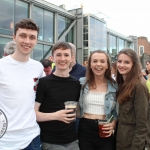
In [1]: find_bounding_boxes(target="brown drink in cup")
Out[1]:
[98,120,108,138]
[64,101,77,122]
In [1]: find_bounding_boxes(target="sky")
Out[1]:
[45,0,150,41]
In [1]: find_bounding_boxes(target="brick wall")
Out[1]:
[138,36,150,55]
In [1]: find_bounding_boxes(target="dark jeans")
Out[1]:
[76,118,80,132]
[23,135,41,150]
[78,118,115,150]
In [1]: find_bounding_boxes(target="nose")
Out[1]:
[24,37,30,43]
[60,55,65,60]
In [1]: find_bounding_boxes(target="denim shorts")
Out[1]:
[41,140,79,150]
[23,135,41,150]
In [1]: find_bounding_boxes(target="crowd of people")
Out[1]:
[0,18,150,150]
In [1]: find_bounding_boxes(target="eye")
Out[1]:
[30,36,36,40]
[117,60,121,63]
[20,34,26,38]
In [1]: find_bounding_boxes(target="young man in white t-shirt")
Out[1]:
[0,19,43,150]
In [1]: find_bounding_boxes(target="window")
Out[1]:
[15,0,29,25]
[0,0,14,35]
[139,46,144,56]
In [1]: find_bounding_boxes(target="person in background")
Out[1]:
[116,49,149,150]
[48,55,55,70]
[146,60,150,74]
[78,50,117,150]
[82,60,88,67]
[4,41,16,56]
[68,43,86,132]
[0,18,43,150]
[35,41,81,150]
[42,59,52,76]
[111,62,117,80]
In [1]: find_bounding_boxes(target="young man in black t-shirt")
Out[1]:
[35,41,81,150]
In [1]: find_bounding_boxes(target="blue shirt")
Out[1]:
[70,62,86,80]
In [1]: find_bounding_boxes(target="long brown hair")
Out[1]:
[116,49,141,104]
[84,50,114,89]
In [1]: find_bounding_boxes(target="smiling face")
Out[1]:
[13,28,38,56]
[90,52,108,77]
[52,48,73,71]
[146,61,150,73]
[117,53,133,80]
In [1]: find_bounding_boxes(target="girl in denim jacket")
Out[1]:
[78,50,117,150]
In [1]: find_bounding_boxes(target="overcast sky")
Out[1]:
[45,0,150,41]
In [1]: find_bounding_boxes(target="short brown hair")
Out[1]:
[52,41,72,56]
[14,18,39,36]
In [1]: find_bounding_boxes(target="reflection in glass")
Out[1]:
[84,16,88,25]
[58,15,65,37]
[90,33,95,41]
[95,35,101,43]
[0,37,11,58]
[84,26,88,33]
[101,44,106,51]
[90,17,95,27]
[44,10,54,42]
[119,39,125,51]
[33,44,43,61]
[90,41,95,49]
[66,27,73,43]
[15,0,29,25]
[32,6,43,41]
[109,35,117,56]
[90,26,95,34]
[95,42,101,50]
[95,19,101,29]
[44,45,52,56]
[0,0,14,35]
[84,34,88,41]
[84,41,88,47]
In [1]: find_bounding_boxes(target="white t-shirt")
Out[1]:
[0,55,43,150]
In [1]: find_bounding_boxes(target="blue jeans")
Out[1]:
[23,135,41,150]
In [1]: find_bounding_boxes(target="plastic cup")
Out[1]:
[98,120,108,138]
[64,101,77,122]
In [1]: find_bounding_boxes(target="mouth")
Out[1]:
[95,67,102,71]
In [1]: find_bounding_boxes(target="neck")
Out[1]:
[53,69,70,77]
[11,51,30,62]
[94,75,107,84]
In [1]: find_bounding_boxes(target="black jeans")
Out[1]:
[78,118,115,150]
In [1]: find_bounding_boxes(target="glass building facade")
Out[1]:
[83,14,107,61]
[0,0,75,61]
[0,0,134,63]
[107,29,133,61]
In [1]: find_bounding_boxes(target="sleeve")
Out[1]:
[131,83,149,149]
[35,78,46,104]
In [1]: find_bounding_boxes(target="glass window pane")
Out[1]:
[0,37,11,58]
[84,33,88,41]
[33,44,43,61]
[95,35,101,43]
[0,0,14,35]
[32,6,43,41]
[44,45,52,56]
[90,33,95,41]
[66,27,73,43]
[95,19,101,29]
[90,41,95,49]
[90,17,95,27]
[15,0,29,25]
[84,26,88,33]
[43,10,54,43]
[84,16,88,25]
[102,44,106,51]
[90,26,95,34]
[84,41,88,47]
[95,42,101,50]
[58,15,65,37]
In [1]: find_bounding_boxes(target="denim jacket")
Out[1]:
[79,77,118,121]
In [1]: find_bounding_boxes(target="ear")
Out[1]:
[51,56,54,62]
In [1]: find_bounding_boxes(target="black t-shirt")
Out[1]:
[35,74,81,144]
